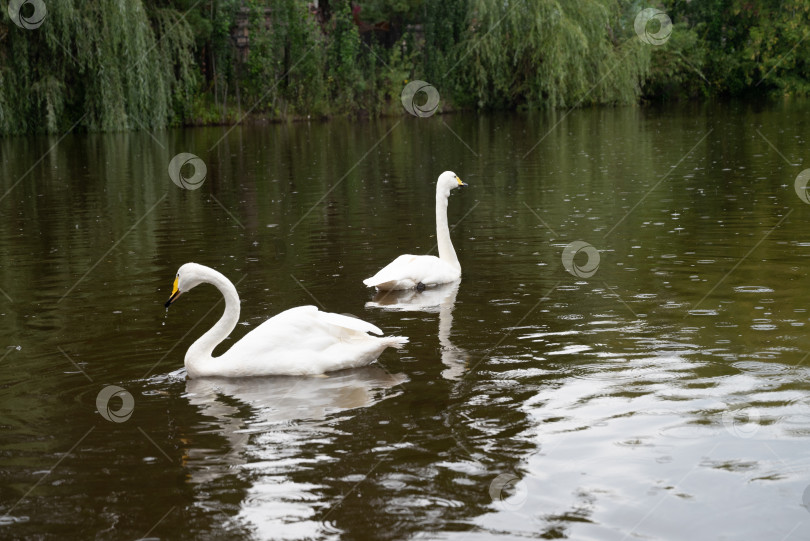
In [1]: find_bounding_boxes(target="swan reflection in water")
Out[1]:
[181,366,406,473]
[178,366,407,536]
[186,366,406,423]
[184,366,407,455]
[366,280,468,380]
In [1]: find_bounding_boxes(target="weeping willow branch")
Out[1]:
[443,0,651,109]
[0,0,197,134]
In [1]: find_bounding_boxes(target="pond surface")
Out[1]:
[2,101,810,540]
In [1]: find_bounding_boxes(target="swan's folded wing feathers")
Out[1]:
[232,306,321,350]
[236,305,383,355]
[317,311,383,335]
[365,254,460,289]
[365,254,451,287]
[273,306,383,336]
[363,254,420,285]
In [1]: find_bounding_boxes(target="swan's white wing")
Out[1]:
[364,254,459,290]
[224,306,321,357]
[212,305,405,377]
[227,306,381,358]
[317,311,383,335]
[364,254,420,286]
[268,306,382,335]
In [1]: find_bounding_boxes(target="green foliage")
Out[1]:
[0,0,197,134]
[658,0,810,98]
[326,2,364,110]
[242,0,326,118]
[422,0,469,103]
[643,21,707,100]
[448,0,651,109]
[355,0,423,23]
[3,0,810,134]
[241,0,415,119]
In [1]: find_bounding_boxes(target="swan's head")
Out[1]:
[165,262,208,308]
[437,170,466,195]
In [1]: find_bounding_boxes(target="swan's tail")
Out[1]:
[382,336,409,349]
[364,278,402,291]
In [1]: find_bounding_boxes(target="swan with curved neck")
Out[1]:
[363,171,467,290]
[165,263,408,378]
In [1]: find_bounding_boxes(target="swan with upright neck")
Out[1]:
[164,263,408,378]
[363,171,467,291]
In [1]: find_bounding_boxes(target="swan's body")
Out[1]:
[165,263,408,378]
[364,171,467,290]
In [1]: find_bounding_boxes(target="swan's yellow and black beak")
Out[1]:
[456,176,468,187]
[165,276,182,308]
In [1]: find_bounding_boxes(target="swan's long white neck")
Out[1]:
[185,268,240,374]
[436,187,460,270]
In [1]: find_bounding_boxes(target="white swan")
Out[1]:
[363,171,467,290]
[164,263,408,378]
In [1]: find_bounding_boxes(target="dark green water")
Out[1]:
[2,102,810,540]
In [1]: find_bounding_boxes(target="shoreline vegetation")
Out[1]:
[1,0,809,135]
